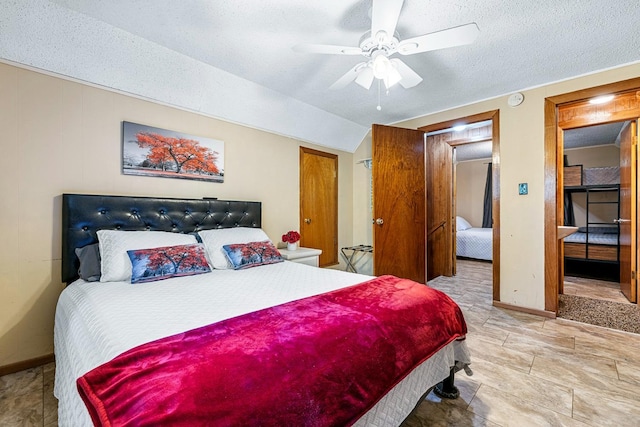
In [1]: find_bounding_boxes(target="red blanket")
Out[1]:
[77,275,467,427]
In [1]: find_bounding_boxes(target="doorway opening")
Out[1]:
[561,121,632,308]
[419,110,500,301]
[544,78,640,332]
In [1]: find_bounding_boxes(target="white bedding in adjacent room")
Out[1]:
[456,227,493,261]
[54,260,470,426]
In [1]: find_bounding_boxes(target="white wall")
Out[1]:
[456,160,489,227]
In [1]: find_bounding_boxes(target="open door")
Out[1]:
[426,134,454,280]
[372,124,426,283]
[618,120,637,302]
[372,124,454,283]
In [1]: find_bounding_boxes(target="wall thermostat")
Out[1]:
[508,92,524,107]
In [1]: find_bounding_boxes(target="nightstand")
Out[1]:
[279,247,322,267]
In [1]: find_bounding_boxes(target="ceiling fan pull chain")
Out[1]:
[377,79,382,111]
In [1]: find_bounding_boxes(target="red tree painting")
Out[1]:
[136,133,220,175]
[122,121,224,183]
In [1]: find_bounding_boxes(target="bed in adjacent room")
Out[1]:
[455,216,492,261]
[55,194,471,426]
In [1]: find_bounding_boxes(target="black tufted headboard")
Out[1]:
[62,194,262,283]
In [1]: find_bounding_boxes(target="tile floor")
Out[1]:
[402,260,640,426]
[2,259,640,426]
[0,362,57,426]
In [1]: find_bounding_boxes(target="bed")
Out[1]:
[563,178,620,281]
[563,226,620,281]
[55,193,471,426]
[563,226,619,260]
[455,216,492,261]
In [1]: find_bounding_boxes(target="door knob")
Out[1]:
[304,218,312,224]
[375,218,384,226]
[614,218,631,223]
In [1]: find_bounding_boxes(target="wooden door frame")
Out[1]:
[419,109,501,301]
[544,77,640,313]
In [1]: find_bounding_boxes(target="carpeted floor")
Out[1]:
[558,294,640,334]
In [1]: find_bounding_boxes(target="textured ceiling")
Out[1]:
[564,122,626,150]
[1,0,639,153]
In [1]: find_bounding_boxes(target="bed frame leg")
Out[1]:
[433,367,459,399]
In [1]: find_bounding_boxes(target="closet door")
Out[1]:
[619,120,637,302]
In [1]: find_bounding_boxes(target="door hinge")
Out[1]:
[633,270,637,280]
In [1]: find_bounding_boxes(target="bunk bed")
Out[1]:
[563,166,620,281]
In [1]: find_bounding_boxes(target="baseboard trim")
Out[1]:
[0,354,55,377]
[493,300,556,319]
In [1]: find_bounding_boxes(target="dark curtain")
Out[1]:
[564,191,575,226]
[482,163,492,228]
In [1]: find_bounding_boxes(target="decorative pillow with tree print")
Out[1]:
[222,240,283,270]
[127,243,211,284]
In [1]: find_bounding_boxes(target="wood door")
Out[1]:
[372,124,427,283]
[300,147,338,267]
[619,120,637,302]
[426,134,454,280]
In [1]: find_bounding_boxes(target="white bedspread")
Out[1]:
[457,227,493,261]
[54,261,470,426]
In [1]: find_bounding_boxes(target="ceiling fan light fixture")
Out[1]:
[372,53,391,79]
[384,66,402,88]
[355,66,375,89]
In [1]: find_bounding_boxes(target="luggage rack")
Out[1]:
[340,245,373,273]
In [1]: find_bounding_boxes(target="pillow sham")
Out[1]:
[456,216,473,231]
[222,240,283,270]
[127,243,211,284]
[75,243,101,282]
[97,230,197,282]
[198,227,271,269]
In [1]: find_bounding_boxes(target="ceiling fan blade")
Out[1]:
[371,0,404,42]
[292,43,362,55]
[390,58,423,88]
[397,23,480,55]
[355,66,374,89]
[330,62,368,90]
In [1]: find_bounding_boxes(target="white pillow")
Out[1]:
[97,230,197,282]
[456,216,473,231]
[198,228,271,269]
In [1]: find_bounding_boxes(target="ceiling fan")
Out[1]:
[293,0,479,91]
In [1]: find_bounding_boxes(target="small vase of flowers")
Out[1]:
[282,230,301,251]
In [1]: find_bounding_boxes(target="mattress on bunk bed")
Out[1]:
[564,227,619,261]
[563,227,619,245]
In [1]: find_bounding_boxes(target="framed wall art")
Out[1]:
[122,121,225,183]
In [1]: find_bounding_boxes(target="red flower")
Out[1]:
[282,230,300,243]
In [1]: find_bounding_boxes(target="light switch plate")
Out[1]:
[518,183,528,195]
